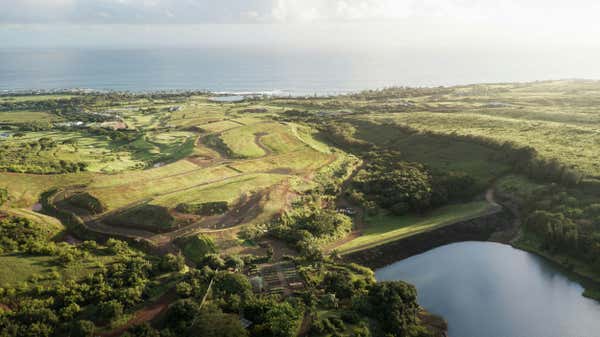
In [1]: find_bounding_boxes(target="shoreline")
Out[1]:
[344,195,600,301]
[343,209,513,269]
[511,239,600,301]
[3,79,597,98]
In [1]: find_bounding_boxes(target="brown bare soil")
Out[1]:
[100,290,176,337]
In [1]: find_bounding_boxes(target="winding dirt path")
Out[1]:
[254,132,273,157]
[486,188,522,243]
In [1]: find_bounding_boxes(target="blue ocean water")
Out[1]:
[1,47,599,94]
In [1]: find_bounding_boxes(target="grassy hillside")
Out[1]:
[336,201,493,254]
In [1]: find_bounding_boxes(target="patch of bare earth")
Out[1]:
[100,290,176,337]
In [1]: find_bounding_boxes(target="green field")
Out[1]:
[0,111,60,123]
[0,252,117,287]
[337,201,494,254]
[0,254,56,286]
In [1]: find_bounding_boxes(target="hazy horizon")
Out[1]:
[2,1,600,91]
[2,0,600,50]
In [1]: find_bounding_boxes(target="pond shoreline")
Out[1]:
[344,209,514,269]
[374,241,600,337]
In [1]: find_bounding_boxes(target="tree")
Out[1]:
[264,302,302,337]
[203,254,225,270]
[164,299,202,334]
[322,272,355,299]
[98,300,123,322]
[122,323,160,337]
[60,303,81,320]
[361,281,422,337]
[213,272,252,302]
[176,281,193,298]
[160,253,186,272]
[0,188,8,206]
[69,320,95,337]
[225,255,244,271]
[190,304,248,337]
[352,155,434,214]
[243,297,303,337]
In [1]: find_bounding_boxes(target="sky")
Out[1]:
[1,0,600,49]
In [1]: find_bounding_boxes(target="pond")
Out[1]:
[375,241,600,337]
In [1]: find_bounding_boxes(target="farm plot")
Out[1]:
[249,262,303,296]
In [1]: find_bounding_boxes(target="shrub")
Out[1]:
[97,300,124,321]
[175,201,229,216]
[63,193,106,214]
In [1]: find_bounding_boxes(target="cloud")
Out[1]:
[1,0,599,28]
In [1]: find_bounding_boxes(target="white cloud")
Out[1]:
[1,0,599,25]
[2,0,600,50]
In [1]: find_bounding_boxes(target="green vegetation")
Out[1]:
[177,234,217,265]
[0,188,7,206]
[337,201,491,254]
[176,201,229,216]
[61,192,106,214]
[0,214,177,336]
[271,206,353,258]
[105,204,175,231]
[3,81,600,336]
[496,177,600,284]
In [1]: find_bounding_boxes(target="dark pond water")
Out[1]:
[375,241,600,337]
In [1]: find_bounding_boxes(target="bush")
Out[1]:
[224,255,244,270]
[164,299,202,334]
[203,254,225,270]
[69,320,95,337]
[176,281,193,298]
[97,300,124,322]
[122,323,160,337]
[0,188,8,206]
[176,202,229,216]
[160,253,186,272]
[63,193,106,214]
[105,204,175,231]
[177,234,216,265]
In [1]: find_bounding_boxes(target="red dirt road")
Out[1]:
[99,290,175,337]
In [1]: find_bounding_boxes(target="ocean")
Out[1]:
[1,47,599,94]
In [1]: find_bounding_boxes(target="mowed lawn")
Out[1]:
[337,201,493,254]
